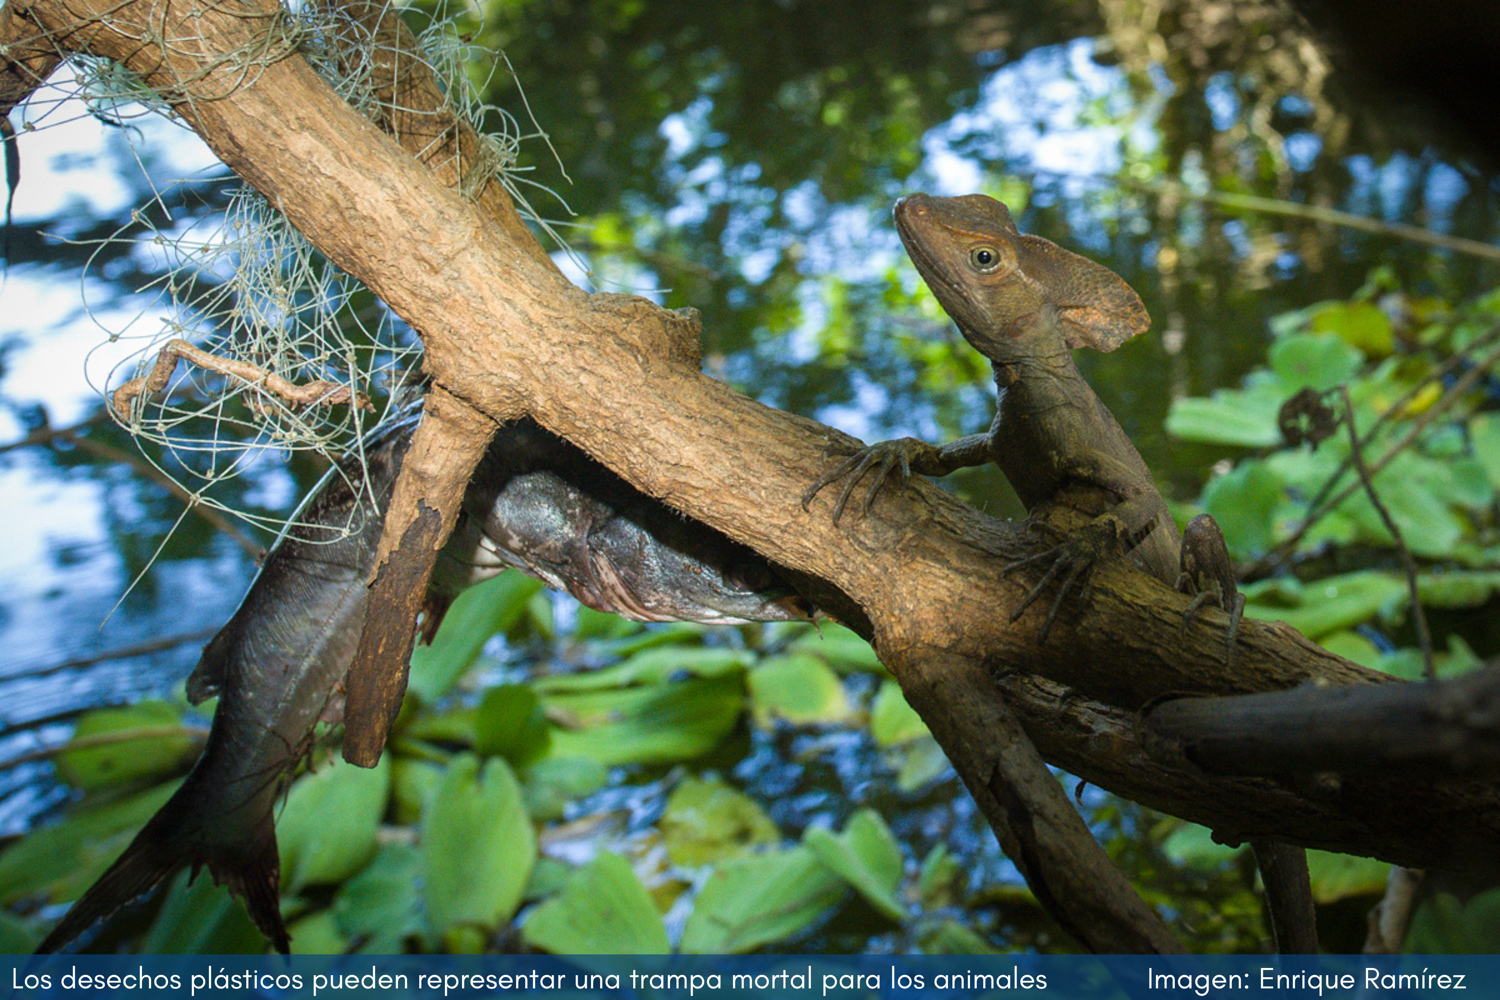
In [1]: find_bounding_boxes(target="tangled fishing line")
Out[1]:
[23,1,567,544]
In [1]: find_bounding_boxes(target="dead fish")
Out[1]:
[36,410,810,954]
[433,418,813,625]
[35,415,414,955]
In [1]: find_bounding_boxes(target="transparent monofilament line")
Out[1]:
[32,1,575,551]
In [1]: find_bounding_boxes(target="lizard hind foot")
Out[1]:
[1178,590,1245,666]
[1005,553,1090,642]
[1176,513,1245,666]
[1002,516,1124,642]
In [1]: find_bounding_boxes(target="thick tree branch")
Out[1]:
[343,383,499,763]
[304,9,1182,949]
[1251,841,1317,953]
[898,645,1186,953]
[15,0,1500,916]
[1001,671,1500,874]
[316,0,560,275]
[0,4,61,117]
[1146,662,1500,780]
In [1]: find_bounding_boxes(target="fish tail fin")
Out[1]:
[35,775,288,955]
[205,819,288,955]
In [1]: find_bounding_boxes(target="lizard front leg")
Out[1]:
[802,432,991,523]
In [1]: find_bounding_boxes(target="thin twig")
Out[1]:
[1,625,219,681]
[1295,326,1500,529]
[1340,386,1434,679]
[1248,332,1500,577]
[111,338,372,420]
[0,411,107,453]
[1142,177,1500,264]
[1,723,209,773]
[2,409,265,556]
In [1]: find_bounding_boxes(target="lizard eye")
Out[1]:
[969,245,1002,272]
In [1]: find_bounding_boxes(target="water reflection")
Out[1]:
[2,0,1496,859]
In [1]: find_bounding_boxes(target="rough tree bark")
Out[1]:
[6,0,1499,951]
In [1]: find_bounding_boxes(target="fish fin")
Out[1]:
[185,628,234,703]
[35,779,289,955]
[203,822,289,955]
[33,817,184,954]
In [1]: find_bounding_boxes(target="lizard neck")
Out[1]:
[965,304,1086,401]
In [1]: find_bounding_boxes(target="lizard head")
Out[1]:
[894,193,1149,354]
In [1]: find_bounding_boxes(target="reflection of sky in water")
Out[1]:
[0,79,242,830]
[928,40,1140,199]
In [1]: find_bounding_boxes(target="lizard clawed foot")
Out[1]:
[1003,515,1126,642]
[801,437,940,524]
[1180,588,1246,666]
[1175,513,1245,666]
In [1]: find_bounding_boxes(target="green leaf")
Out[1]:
[917,844,959,906]
[1159,823,1241,869]
[1442,456,1495,508]
[520,756,609,822]
[0,781,178,905]
[533,644,752,694]
[1244,570,1408,639]
[0,908,38,952]
[1407,888,1500,953]
[572,604,644,640]
[545,675,744,767]
[1305,851,1388,904]
[870,678,927,746]
[804,809,905,922]
[474,684,551,765]
[389,757,445,826]
[334,842,425,953]
[918,918,1000,954]
[660,776,779,867]
[521,851,669,954]
[1470,412,1500,490]
[286,908,348,956]
[748,654,853,726]
[277,756,389,893]
[1165,383,1285,448]
[409,572,543,702]
[421,754,535,937]
[892,737,952,793]
[1202,463,1285,556]
[679,846,845,954]
[1308,300,1393,356]
[1313,630,1386,670]
[1269,332,1364,393]
[140,867,266,954]
[788,622,885,673]
[53,702,201,790]
[402,704,477,747]
[1343,452,1467,557]
[587,621,715,659]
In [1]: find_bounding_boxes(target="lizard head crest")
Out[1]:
[894,193,1149,354]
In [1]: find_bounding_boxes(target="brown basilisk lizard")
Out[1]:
[806,192,1242,641]
[805,193,1313,951]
